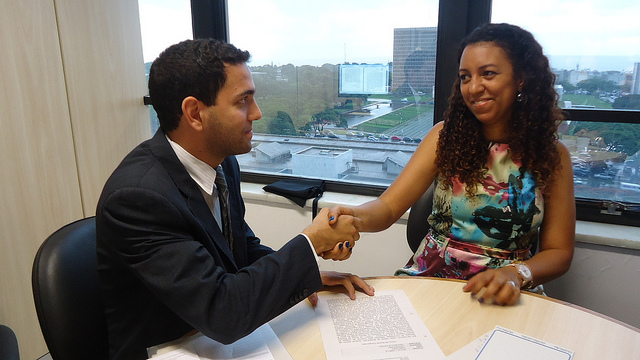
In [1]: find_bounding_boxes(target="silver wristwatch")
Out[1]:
[507,261,533,289]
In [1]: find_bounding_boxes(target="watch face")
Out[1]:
[518,264,532,280]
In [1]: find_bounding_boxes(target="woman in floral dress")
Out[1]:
[329,23,575,306]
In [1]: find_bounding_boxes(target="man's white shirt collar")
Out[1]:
[166,135,319,263]
[166,135,217,195]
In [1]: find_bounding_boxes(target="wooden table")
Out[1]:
[268,276,640,359]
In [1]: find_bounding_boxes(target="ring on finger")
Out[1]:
[505,280,518,289]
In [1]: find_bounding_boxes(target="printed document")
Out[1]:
[446,326,573,360]
[147,323,292,360]
[315,289,445,360]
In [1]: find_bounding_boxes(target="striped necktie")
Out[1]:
[215,166,233,251]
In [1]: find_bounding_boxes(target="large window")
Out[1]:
[227,0,439,187]
[138,0,192,133]
[492,0,640,225]
[140,0,640,226]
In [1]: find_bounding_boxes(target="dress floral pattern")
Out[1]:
[396,143,544,279]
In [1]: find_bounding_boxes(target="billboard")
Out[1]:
[338,64,390,96]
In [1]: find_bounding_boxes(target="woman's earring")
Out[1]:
[516,92,523,102]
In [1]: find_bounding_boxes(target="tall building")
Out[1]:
[392,27,437,96]
[632,62,640,95]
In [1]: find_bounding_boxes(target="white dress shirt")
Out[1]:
[165,135,320,264]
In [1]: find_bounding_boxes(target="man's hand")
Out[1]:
[302,208,361,255]
[319,205,358,260]
[307,271,375,306]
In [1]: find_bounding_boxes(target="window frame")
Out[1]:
[187,0,640,226]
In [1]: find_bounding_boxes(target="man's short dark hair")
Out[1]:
[148,39,251,132]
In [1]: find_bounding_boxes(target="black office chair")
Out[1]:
[0,324,20,360]
[32,217,109,360]
[406,182,435,253]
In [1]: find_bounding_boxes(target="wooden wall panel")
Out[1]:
[1,0,149,357]
[55,0,151,215]
[0,1,84,358]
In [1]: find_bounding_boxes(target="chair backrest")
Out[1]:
[32,217,109,360]
[0,324,20,360]
[406,183,435,253]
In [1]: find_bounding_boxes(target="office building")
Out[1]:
[632,62,640,94]
[291,147,353,179]
[392,27,437,95]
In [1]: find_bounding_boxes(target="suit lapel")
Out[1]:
[148,130,238,271]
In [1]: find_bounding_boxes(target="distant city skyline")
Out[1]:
[548,55,638,72]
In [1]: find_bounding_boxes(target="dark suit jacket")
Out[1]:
[96,130,322,360]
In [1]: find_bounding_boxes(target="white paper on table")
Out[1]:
[445,331,492,360]
[148,348,200,360]
[147,323,292,360]
[315,289,445,360]
[446,326,573,360]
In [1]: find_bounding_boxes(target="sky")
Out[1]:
[138,0,640,72]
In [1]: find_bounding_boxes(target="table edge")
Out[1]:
[361,276,640,333]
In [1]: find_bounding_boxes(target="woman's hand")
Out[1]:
[462,266,522,306]
[307,271,375,306]
[319,205,358,260]
[319,240,353,261]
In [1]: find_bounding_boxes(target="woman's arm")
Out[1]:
[519,140,576,284]
[341,122,443,232]
[463,141,576,305]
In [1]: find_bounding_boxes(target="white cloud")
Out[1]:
[138,0,192,63]
[138,0,640,70]
[492,0,640,57]
[228,0,437,66]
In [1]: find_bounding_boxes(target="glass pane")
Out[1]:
[492,0,640,111]
[560,121,640,203]
[138,0,193,134]
[228,0,439,186]
[492,0,640,205]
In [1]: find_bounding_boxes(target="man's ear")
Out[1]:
[181,96,204,131]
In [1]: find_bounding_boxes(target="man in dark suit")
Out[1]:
[96,39,373,360]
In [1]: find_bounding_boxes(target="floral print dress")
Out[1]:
[396,143,544,279]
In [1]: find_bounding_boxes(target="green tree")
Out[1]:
[268,111,296,135]
[570,121,640,156]
[559,81,576,92]
[299,121,313,132]
[576,78,618,93]
[612,95,640,110]
[249,63,345,133]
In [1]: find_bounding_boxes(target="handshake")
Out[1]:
[301,205,362,261]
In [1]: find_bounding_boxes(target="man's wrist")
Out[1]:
[299,233,321,265]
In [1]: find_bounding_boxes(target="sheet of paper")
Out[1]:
[445,330,492,360]
[315,289,445,360]
[475,326,573,360]
[149,348,200,360]
[446,326,573,360]
[148,324,292,360]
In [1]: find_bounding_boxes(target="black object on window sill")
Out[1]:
[263,179,325,218]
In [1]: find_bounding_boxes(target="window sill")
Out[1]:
[241,183,640,251]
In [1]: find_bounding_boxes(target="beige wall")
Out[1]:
[245,191,640,330]
[56,0,151,212]
[0,0,149,358]
[242,188,415,278]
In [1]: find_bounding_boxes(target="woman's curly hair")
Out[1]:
[436,23,564,196]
